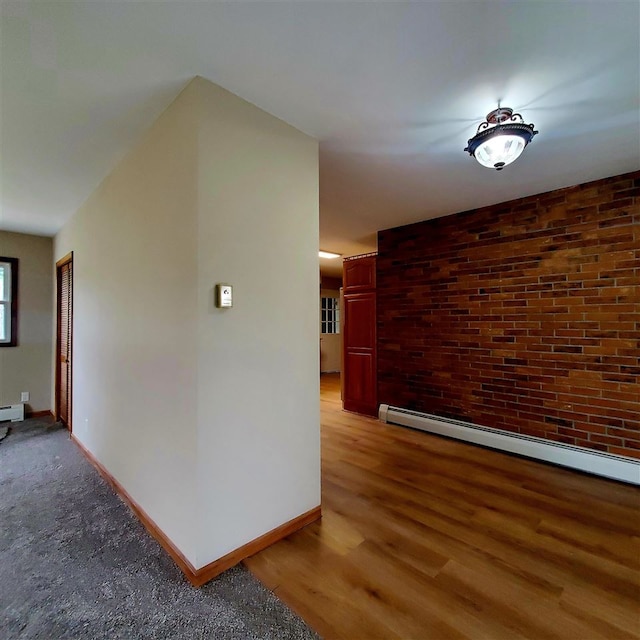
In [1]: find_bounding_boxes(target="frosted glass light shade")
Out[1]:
[474,134,526,170]
[464,107,538,170]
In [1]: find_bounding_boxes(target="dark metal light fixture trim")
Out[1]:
[464,106,538,170]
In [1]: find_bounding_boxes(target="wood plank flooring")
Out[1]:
[244,373,640,639]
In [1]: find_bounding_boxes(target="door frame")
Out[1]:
[55,252,73,430]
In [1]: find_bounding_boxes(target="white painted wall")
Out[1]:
[193,78,320,566]
[0,232,53,412]
[54,83,200,564]
[54,77,320,570]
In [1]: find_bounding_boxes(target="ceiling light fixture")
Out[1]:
[464,106,538,170]
[319,250,342,259]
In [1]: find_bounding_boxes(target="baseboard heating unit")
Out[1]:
[379,404,639,485]
[0,403,25,423]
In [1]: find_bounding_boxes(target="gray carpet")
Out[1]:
[0,417,320,640]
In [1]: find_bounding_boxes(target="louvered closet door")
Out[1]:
[57,257,73,428]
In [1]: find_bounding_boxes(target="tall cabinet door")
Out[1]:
[343,255,377,416]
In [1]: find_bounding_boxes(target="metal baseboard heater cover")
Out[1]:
[379,404,639,486]
[0,403,25,423]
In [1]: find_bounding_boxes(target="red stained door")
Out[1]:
[343,255,377,416]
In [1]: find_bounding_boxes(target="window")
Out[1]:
[321,296,340,334]
[0,257,18,347]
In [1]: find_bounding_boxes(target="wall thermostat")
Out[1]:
[215,284,233,308]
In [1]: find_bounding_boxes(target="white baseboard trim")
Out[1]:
[379,404,639,485]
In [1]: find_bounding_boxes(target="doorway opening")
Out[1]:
[319,275,343,377]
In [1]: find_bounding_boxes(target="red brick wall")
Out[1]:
[377,171,640,459]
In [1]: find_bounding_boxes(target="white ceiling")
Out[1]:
[2,1,639,278]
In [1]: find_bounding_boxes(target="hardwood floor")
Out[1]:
[245,373,640,639]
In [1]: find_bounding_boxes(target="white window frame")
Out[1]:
[0,257,18,347]
[321,296,340,334]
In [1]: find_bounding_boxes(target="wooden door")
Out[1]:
[56,253,73,429]
[343,254,377,416]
